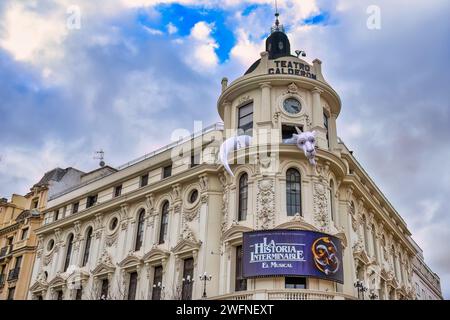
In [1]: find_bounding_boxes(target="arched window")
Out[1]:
[329,180,335,223]
[159,201,169,244]
[82,227,93,266]
[63,234,74,272]
[238,173,248,221]
[135,209,145,251]
[286,168,301,216]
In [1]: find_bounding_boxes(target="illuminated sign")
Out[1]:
[242,229,344,283]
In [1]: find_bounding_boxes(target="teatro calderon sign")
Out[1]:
[268,60,317,80]
[242,229,344,283]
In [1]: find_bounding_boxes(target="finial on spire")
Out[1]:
[271,0,284,33]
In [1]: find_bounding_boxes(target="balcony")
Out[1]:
[7,268,20,282]
[209,289,356,300]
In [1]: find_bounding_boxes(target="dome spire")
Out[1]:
[271,0,285,33]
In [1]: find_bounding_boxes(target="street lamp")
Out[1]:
[199,272,212,298]
[354,280,368,300]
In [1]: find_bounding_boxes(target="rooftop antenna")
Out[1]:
[94,149,105,167]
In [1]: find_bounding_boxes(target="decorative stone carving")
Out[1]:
[256,179,275,230]
[198,174,208,192]
[36,235,44,258]
[287,82,298,93]
[172,184,181,201]
[313,182,329,232]
[219,173,229,234]
[273,111,281,123]
[238,95,251,105]
[184,207,200,223]
[145,194,155,212]
[179,224,197,243]
[120,204,129,230]
[94,213,104,239]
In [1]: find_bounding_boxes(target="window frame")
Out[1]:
[286,168,302,216]
[237,103,253,135]
[238,173,248,221]
[158,201,169,244]
[134,209,146,251]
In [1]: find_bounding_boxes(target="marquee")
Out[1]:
[242,229,344,283]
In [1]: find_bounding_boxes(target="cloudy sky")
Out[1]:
[0,0,449,297]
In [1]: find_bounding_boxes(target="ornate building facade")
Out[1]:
[27,14,442,300]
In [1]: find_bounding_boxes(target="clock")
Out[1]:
[283,98,301,114]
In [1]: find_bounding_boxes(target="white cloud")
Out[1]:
[143,25,164,35]
[167,22,178,34]
[182,21,219,71]
[0,2,67,64]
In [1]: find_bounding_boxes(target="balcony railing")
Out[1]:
[209,289,356,300]
[7,267,20,282]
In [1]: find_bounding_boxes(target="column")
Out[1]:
[311,87,327,149]
[329,113,338,151]
[223,101,232,132]
[260,83,271,123]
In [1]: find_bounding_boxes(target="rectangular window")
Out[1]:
[190,152,200,168]
[72,202,79,214]
[285,277,307,289]
[127,272,138,300]
[21,228,29,240]
[324,112,330,148]
[86,195,98,208]
[235,245,247,291]
[282,124,301,140]
[140,174,149,187]
[32,199,39,209]
[56,290,63,300]
[7,287,15,300]
[114,185,122,198]
[238,103,253,135]
[15,256,22,269]
[151,266,163,300]
[100,279,109,300]
[54,209,60,221]
[181,258,194,300]
[163,165,172,179]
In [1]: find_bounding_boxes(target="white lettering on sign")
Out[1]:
[250,237,305,264]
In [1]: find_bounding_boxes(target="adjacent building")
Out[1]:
[0,167,85,300]
[26,14,442,300]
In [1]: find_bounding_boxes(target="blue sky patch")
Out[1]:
[137,4,236,63]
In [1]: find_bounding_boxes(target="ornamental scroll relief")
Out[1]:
[256,179,275,230]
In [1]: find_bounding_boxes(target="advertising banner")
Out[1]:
[242,229,344,283]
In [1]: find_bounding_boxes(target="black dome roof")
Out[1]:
[266,30,291,60]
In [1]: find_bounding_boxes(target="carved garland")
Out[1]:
[256,179,275,230]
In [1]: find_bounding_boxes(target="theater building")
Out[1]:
[27,14,441,300]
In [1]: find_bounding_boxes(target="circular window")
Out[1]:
[47,239,55,251]
[283,98,302,114]
[109,217,118,231]
[189,190,199,204]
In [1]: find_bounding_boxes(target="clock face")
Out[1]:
[283,98,301,114]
